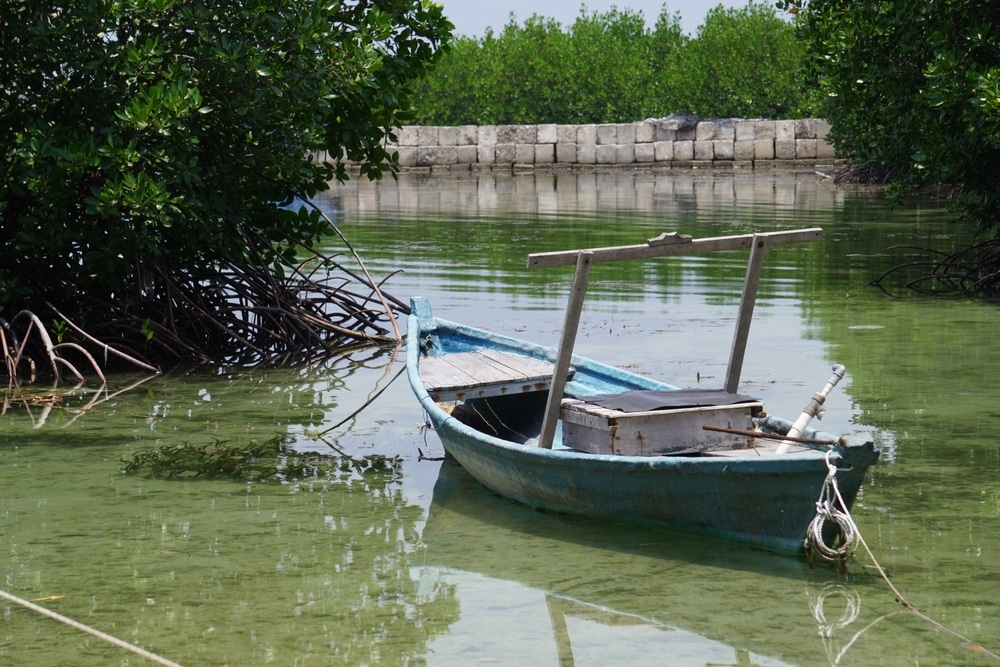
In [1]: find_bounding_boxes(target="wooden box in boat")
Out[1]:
[560,398,765,456]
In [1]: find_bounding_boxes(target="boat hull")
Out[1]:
[426,407,875,554]
[407,298,879,555]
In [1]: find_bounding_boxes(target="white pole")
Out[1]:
[0,588,185,667]
[775,364,846,454]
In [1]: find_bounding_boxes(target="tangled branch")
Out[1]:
[2,217,407,384]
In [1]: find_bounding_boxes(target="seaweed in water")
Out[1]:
[121,435,401,482]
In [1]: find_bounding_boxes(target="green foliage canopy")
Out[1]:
[412,8,669,125]
[0,0,450,360]
[410,3,808,125]
[669,3,806,119]
[781,0,1000,231]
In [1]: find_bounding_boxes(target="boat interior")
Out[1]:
[443,390,820,457]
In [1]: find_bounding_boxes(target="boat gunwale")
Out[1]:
[407,308,860,470]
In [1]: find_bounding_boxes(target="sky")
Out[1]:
[438,1,751,38]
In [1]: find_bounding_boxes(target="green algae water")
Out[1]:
[2,171,999,666]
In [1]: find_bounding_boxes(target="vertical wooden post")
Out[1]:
[538,251,593,449]
[725,234,767,394]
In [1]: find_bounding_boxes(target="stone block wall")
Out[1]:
[324,118,839,172]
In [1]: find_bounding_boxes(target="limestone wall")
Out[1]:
[326,118,840,172]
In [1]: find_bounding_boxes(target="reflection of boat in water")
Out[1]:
[416,459,885,667]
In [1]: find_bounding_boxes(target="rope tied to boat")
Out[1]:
[804,450,860,562]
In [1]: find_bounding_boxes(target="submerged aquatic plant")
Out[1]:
[121,435,401,482]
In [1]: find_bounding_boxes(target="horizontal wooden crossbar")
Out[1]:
[526,228,823,268]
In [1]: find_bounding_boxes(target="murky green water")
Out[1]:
[2,171,999,666]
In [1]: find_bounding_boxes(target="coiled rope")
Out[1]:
[804,451,1000,662]
[804,450,859,561]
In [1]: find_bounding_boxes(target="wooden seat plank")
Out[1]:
[421,350,569,401]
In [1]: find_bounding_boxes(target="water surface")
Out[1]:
[2,170,998,666]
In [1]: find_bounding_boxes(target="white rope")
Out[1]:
[0,589,185,667]
[804,454,1000,661]
[804,450,859,561]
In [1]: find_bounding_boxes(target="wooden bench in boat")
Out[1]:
[420,350,573,402]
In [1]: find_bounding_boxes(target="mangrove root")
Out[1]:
[869,240,1000,298]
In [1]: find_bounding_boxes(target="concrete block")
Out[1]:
[655,125,677,142]
[556,143,577,163]
[735,121,756,141]
[596,144,617,163]
[497,125,518,143]
[815,119,832,141]
[635,142,655,163]
[775,139,796,159]
[515,143,535,163]
[515,125,537,144]
[557,124,577,144]
[456,125,478,145]
[713,140,734,160]
[654,140,674,161]
[754,139,774,160]
[397,126,420,146]
[716,119,737,141]
[457,145,478,163]
[734,140,755,160]
[535,144,555,163]
[597,124,617,145]
[754,120,775,140]
[817,137,836,159]
[696,121,717,141]
[635,120,656,143]
[495,143,515,163]
[434,146,458,165]
[795,119,817,139]
[537,123,558,144]
[775,120,795,141]
[576,143,597,164]
[615,144,636,164]
[673,140,694,161]
[616,123,636,145]
[676,124,696,141]
[815,120,835,158]
[577,124,597,145]
[438,126,459,146]
[396,146,417,166]
[416,146,456,166]
[417,126,440,145]
[478,125,497,146]
[694,140,714,161]
[796,139,818,159]
[477,145,496,164]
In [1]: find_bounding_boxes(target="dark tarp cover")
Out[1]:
[578,389,760,413]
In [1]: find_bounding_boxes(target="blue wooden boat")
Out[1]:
[406,229,879,555]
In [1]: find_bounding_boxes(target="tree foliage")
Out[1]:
[781,0,1000,232]
[409,3,808,125]
[666,3,807,119]
[0,0,451,369]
